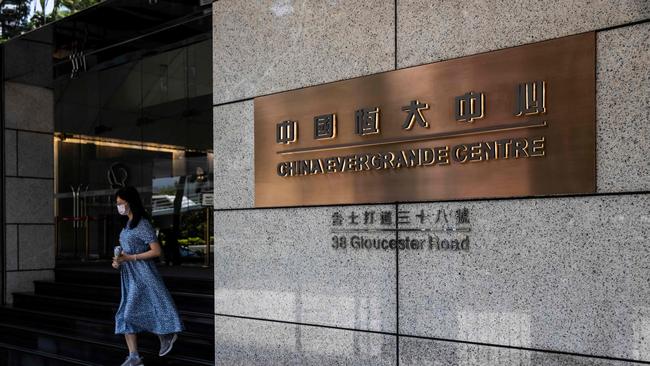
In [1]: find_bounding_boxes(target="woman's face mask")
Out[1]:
[117,203,129,216]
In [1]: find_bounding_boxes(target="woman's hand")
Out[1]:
[112,256,120,269]
[114,253,133,264]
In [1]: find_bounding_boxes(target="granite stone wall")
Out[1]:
[212,1,649,364]
[2,37,55,304]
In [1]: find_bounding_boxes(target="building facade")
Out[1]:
[0,0,648,365]
[212,1,649,365]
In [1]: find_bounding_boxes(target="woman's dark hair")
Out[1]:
[115,186,149,229]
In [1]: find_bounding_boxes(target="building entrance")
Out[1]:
[53,29,213,271]
[0,2,215,364]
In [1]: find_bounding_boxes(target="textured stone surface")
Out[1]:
[213,101,254,209]
[18,131,54,178]
[4,82,54,132]
[214,205,397,332]
[397,0,650,68]
[3,30,53,87]
[215,316,396,365]
[5,129,17,176]
[400,337,648,365]
[6,225,18,271]
[398,195,650,361]
[597,22,650,193]
[18,225,55,270]
[5,270,53,304]
[213,0,395,104]
[6,178,54,224]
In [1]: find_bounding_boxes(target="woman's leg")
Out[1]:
[125,333,138,353]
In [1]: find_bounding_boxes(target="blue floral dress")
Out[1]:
[114,218,184,335]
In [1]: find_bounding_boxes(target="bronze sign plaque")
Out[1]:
[254,32,595,207]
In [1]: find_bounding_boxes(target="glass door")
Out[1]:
[54,37,213,266]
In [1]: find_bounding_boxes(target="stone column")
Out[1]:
[2,34,55,304]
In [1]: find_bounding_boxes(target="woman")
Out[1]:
[112,186,184,366]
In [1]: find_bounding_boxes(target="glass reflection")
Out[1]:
[54,37,213,267]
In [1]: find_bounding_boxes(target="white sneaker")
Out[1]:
[158,333,178,356]
[120,355,144,366]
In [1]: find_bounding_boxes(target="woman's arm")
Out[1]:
[117,242,162,262]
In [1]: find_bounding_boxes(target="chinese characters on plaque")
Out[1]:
[273,81,548,179]
[275,82,546,145]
